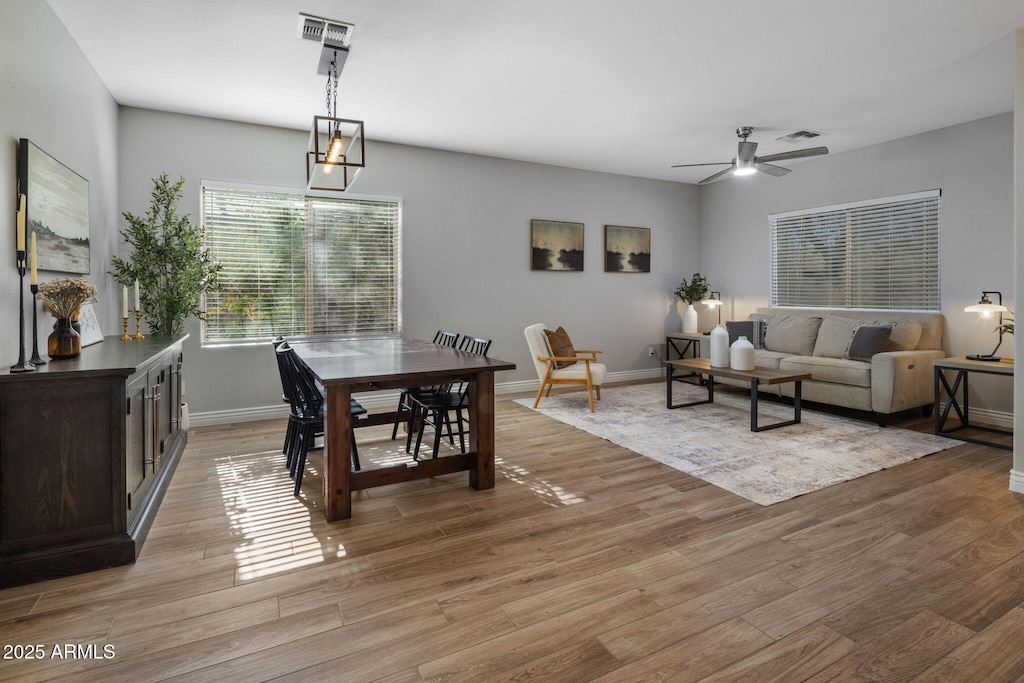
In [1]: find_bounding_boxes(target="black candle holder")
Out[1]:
[29,283,46,366]
[10,250,35,373]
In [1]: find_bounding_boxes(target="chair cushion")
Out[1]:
[872,319,923,351]
[779,356,872,388]
[550,361,607,385]
[544,326,577,368]
[846,325,892,361]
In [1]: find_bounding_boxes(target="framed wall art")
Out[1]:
[604,225,650,273]
[530,219,584,271]
[18,138,90,274]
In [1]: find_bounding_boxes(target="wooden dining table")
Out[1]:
[293,338,516,521]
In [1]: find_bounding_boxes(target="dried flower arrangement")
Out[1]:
[36,277,98,319]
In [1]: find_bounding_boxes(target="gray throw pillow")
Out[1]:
[726,320,765,348]
[846,325,892,361]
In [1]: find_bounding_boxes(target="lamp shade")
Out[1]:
[965,295,1008,320]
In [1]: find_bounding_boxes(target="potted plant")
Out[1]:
[109,174,221,336]
[674,273,709,333]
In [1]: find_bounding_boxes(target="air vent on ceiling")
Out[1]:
[775,130,823,144]
[297,13,354,75]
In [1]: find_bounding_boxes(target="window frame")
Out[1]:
[769,189,941,313]
[199,179,403,347]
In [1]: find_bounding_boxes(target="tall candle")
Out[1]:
[16,194,25,251]
[30,232,37,285]
[135,278,141,311]
[122,285,128,318]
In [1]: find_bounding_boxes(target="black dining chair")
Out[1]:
[272,335,299,465]
[390,329,460,441]
[278,343,366,496]
[408,335,492,461]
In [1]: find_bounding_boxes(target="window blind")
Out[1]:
[770,190,941,311]
[201,185,401,343]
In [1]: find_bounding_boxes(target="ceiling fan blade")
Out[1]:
[737,141,757,163]
[756,146,829,163]
[670,161,732,168]
[698,166,736,185]
[755,161,791,177]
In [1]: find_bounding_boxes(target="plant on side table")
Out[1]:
[674,273,710,333]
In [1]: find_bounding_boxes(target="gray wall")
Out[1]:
[701,113,1015,413]
[0,0,121,363]
[118,108,702,418]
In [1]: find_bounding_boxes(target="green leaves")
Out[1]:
[674,273,709,304]
[109,174,221,335]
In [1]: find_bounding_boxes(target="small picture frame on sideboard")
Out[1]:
[76,302,103,346]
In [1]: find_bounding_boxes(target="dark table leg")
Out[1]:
[324,383,353,521]
[750,379,804,432]
[468,371,496,490]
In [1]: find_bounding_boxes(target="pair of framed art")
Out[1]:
[530,219,650,273]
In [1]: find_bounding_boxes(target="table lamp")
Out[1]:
[964,290,1009,361]
[701,291,723,326]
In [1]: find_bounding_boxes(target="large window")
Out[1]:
[770,190,941,311]
[201,183,401,344]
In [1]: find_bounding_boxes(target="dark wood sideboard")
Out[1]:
[0,335,188,587]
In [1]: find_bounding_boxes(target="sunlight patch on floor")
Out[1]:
[496,457,586,507]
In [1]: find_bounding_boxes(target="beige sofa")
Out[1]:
[719,307,946,422]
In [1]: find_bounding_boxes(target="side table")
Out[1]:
[933,356,1013,450]
[666,332,707,386]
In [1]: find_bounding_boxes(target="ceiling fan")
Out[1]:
[672,126,828,185]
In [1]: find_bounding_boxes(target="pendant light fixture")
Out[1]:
[300,14,364,192]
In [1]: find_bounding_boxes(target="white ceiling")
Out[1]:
[46,0,1024,184]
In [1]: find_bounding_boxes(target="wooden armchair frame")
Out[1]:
[534,349,604,412]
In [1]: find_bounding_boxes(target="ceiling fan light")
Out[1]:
[733,158,756,176]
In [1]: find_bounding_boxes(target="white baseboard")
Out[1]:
[936,403,1013,430]
[187,368,663,428]
[1009,469,1024,494]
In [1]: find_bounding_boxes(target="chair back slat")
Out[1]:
[278,344,323,420]
[458,335,491,357]
[434,330,460,347]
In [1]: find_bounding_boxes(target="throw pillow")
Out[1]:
[762,314,823,356]
[812,316,863,358]
[726,320,765,348]
[543,326,577,368]
[846,325,892,361]
[873,319,923,352]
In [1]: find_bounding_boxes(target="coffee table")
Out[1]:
[664,357,812,432]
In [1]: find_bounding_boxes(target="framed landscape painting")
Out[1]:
[18,138,90,274]
[531,219,584,271]
[604,225,650,272]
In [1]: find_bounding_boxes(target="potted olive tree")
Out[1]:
[109,174,221,336]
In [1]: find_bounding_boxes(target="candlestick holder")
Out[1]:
[121,317,131,341]
[28,283,46,366]
[10,251,35,372]
[134,310,145,339]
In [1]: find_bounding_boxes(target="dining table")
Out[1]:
[293,338,516,521]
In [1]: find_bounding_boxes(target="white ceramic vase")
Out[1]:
[709,324,729,367]
[682,304,698,334]
[730,336,755,371]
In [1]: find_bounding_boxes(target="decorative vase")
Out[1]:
[682,303,698,333]
[730,335,755,371]
[710,324,729,368]
[48,317,81,359]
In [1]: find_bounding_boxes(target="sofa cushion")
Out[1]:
[812,316,863,358]
[847,325,892,361]
[779,356,872,388]
[761,314,823,356]
[872,319,923,351]
[543,326,576,368]
[752,349,790,370]
[726,319,765,348]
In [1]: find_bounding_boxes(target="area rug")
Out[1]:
[514,383,958,505]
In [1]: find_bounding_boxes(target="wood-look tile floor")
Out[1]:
[1,386,1022,682]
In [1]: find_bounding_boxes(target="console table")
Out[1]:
[0,335,187,586]
[934,356,1013,450]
